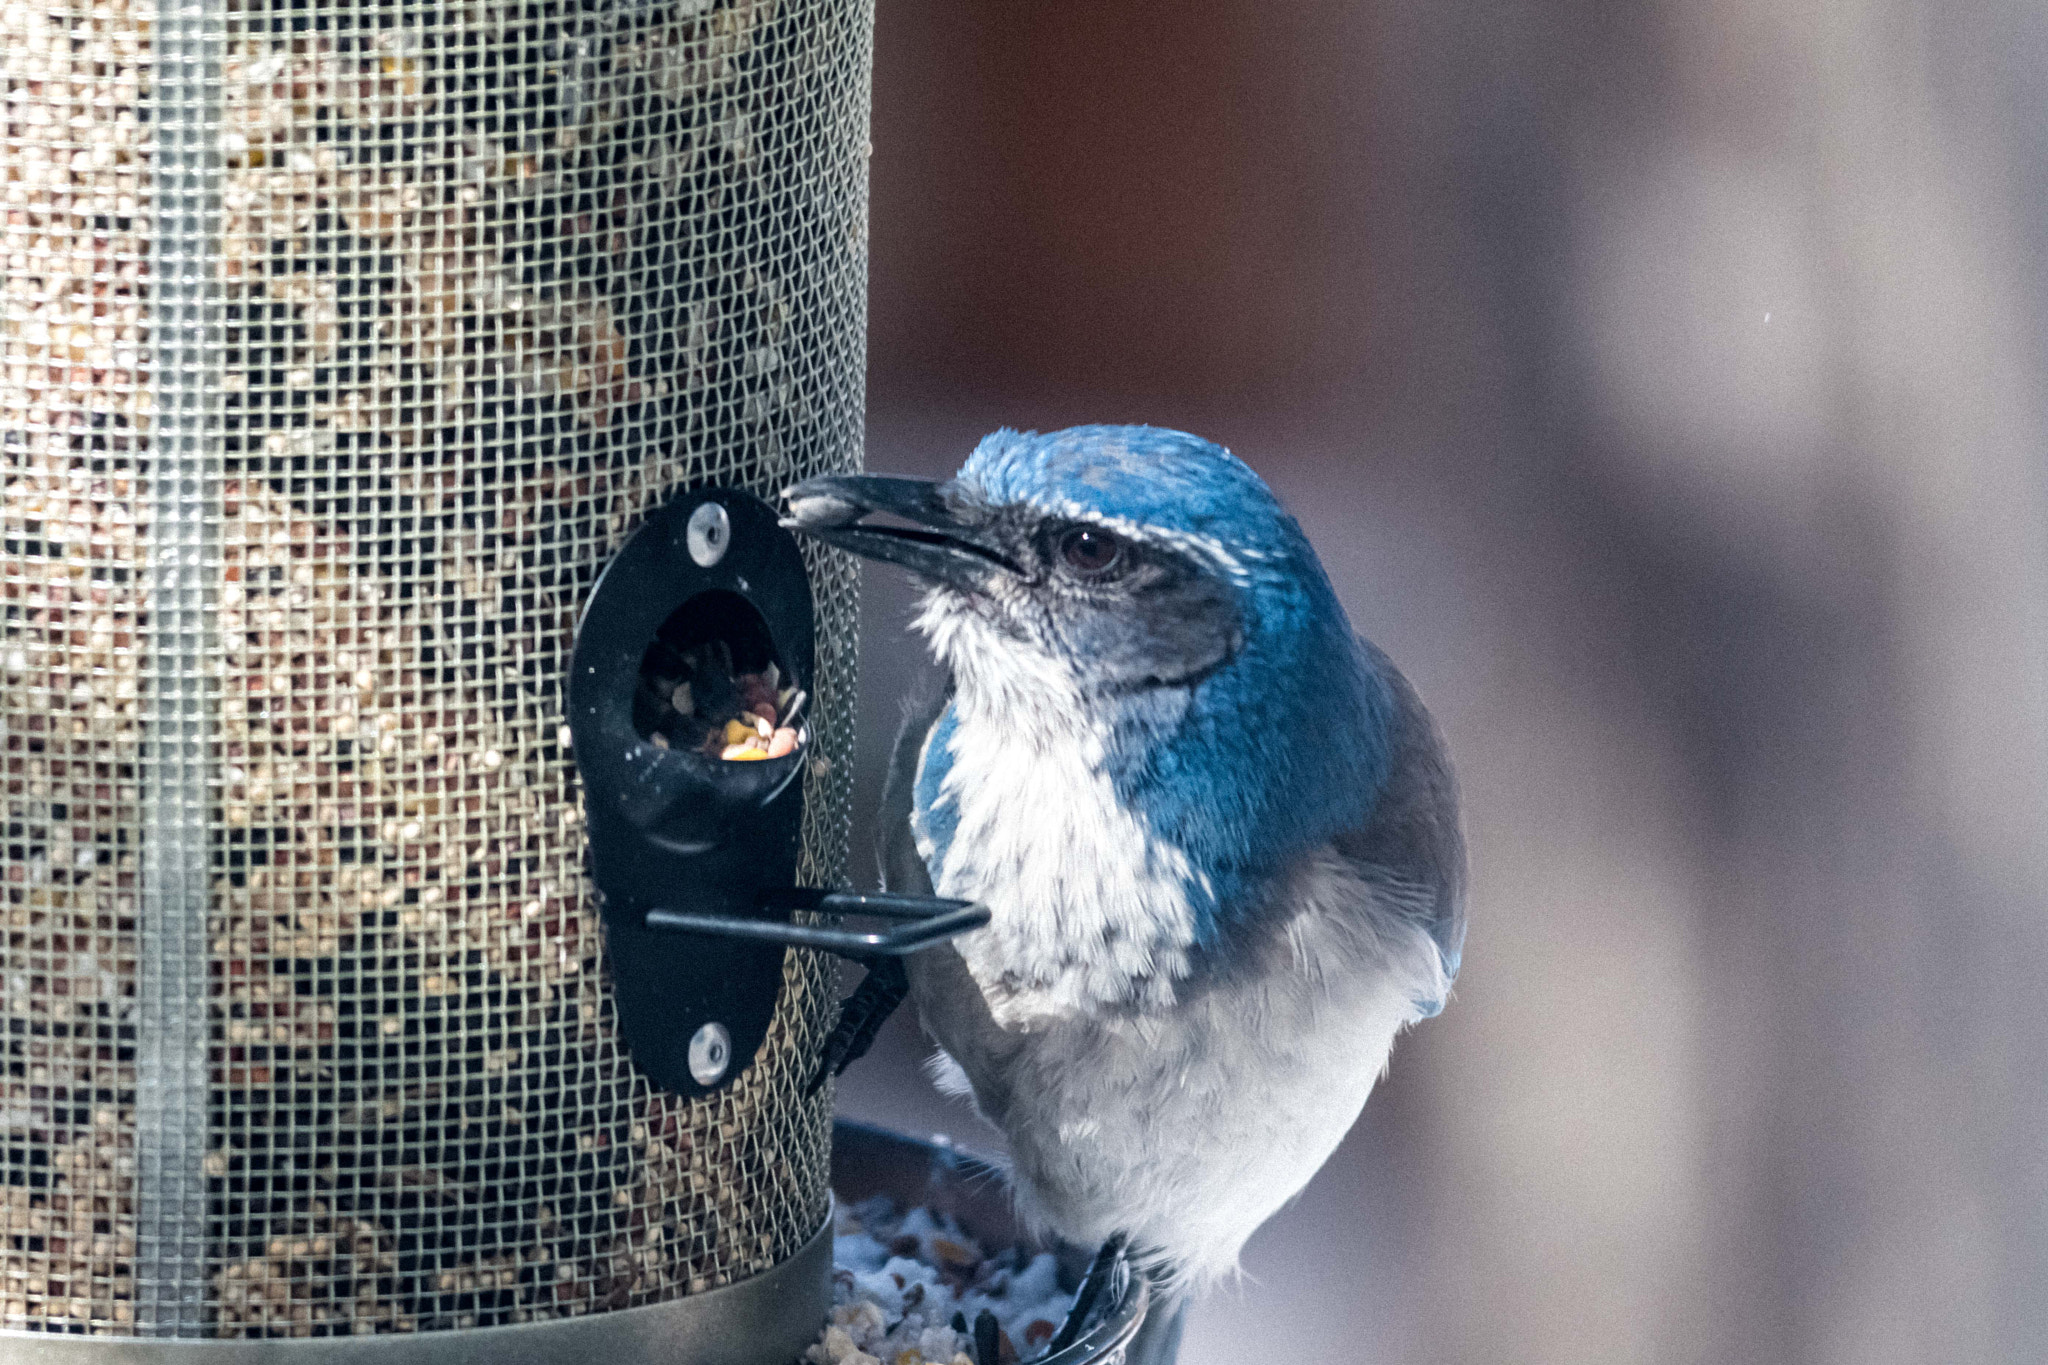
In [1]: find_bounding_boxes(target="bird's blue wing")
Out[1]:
[877,666,955,898]
[879,650,1465,1013]
[1331,642,1466,1011]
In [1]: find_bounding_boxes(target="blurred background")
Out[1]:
[829,1,2048,1361]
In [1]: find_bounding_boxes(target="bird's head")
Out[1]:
[785,425,1397,922]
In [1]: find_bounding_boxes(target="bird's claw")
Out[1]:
[972,1308,1001,1365]
[1047,1231,1128,1355]
[807,956,910,1095]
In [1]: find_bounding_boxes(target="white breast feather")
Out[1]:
[925,846,1447,1290]
[912,595,1201,1025]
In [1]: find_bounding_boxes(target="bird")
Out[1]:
[783,425,1464,1341]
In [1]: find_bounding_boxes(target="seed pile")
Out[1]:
[808,1196,1077,1365]
[638,644,808,762]
[0,0,868,1339]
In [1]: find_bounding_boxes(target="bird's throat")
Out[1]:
[911,693,1207,1027]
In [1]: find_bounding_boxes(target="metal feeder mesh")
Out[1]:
[0,0,868,1337]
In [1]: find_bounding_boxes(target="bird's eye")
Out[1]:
[1057,526,1124,578]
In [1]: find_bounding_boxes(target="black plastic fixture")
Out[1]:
[568,488,988,1098]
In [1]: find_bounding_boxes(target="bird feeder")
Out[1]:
[0,0,875,1356]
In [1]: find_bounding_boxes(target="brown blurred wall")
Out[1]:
[869,0,1389,415]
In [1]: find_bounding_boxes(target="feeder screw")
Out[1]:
[687,501,731,567]
[689,1021,733,1085]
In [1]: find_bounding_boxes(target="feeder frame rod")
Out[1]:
[642,892,988,961]
[135,0,225,1334]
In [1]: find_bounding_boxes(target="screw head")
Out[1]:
[686,501,730,568]
[688,1021,732,1086]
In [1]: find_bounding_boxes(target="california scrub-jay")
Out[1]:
[785,425,1464,1337]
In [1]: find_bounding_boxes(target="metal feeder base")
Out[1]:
[0,1212,831,1365]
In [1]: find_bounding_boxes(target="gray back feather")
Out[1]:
[1333,642,1467,973]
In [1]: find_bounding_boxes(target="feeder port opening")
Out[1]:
[631,589,808,762]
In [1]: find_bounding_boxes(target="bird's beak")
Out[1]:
[779,473,1018,592]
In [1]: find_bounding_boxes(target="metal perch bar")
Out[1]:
[644,891,990,960]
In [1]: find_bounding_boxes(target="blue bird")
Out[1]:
[785,426,1464,1321]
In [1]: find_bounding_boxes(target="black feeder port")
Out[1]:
[568,488,988,1099]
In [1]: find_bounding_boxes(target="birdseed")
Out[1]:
[638,642,809,761]
[808,1196,1077,1365]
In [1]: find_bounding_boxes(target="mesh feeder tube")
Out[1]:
[0,0,873,1356]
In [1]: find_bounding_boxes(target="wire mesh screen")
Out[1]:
[0,0,868,1338]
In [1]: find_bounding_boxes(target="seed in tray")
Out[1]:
[810,1196,1076,1365]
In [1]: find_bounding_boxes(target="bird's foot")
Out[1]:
[807,956,910,1095]
[972,1308,1001,1365]
[1047,1231,1128,1355]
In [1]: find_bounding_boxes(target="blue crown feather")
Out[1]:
[950,426,1403,945]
